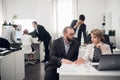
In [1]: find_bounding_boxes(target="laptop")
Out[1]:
[93,54,120,71]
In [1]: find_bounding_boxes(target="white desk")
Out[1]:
[113,48,120,54]
[57,63,120,80]
[0,50,24,80]
[78,47,86,57]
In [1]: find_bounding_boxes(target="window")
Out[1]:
[58,0,72,33]
[53,0,73,35]
[14,19,36,39]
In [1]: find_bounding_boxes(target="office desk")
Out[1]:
[57,63,120,80]
[0,50,24,80]
[113,48,120,54]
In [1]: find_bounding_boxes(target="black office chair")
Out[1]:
[0,38,10,49]
[86,34,92,44]
[103,34,113,53]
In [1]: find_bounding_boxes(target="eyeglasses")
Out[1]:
[67,33,75,36]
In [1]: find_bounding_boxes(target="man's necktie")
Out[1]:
[93,46,101,62]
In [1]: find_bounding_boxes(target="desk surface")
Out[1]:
[0,56,3,59]
[57,63,120,76]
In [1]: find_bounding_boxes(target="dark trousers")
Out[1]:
[77,31,87,46]
[74,38,80,46]
[44,67,59,80]
[43,39,51,61]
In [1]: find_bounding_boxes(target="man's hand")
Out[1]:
[74,20,81,28]
[74,58,85,65]
[61,59,73,64]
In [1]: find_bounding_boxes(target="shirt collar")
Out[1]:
[63,38,72,45]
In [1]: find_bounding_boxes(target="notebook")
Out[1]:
[92,54,120,71]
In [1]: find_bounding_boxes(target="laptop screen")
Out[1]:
[93,54,120,71]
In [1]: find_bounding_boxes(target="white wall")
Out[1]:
[0,0,3,36]
[3,0,53,34]
[2,0,120,48]
[117,19,120,48]
[3,0,108,34]
[77,0,107,33]
[106,0,120,48]
[77,0,120,48]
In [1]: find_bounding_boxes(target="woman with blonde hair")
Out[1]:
[74,29,111,64]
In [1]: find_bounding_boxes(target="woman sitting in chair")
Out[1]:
[21,29,35,61]
[74,29,112,64]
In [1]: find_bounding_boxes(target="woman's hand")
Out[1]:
[74,58,85,65]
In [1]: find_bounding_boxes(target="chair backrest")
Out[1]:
[21,45,33,54]
[0,38,10,49]
[103,34,110,43]
[86,34,92,44]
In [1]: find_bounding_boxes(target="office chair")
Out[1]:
[21,45,36,65]
[0,38,10,49]
[103,34,113,53]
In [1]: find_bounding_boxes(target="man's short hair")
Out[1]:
[63,26,73,34]
[32,21,37,25]
[79,14,85,21]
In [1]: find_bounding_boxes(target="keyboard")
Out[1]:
[0,50,11,56]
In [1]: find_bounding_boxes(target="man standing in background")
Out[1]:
[32,21,51,63]
[72,14,87,46]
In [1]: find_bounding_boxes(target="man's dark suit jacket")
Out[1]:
[45,37,79,69]
[34,25,51,41]
[44,37,79,80]
[70,20,87,44]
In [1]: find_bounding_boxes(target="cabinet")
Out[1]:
[1,53,15,80]
[0,50,25,80]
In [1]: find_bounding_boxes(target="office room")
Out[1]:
[0,0,120,80]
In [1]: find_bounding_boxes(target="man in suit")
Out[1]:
[71,14,87,46]
[44,27,79,80]
[1,24,18,43]
[32,21,51,63]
